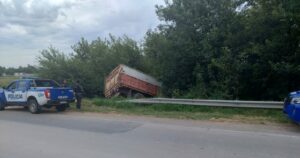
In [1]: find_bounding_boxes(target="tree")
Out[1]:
[144,0,300,100]
[38,36,145,97]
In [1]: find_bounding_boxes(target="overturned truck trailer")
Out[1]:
[105,65,161,98]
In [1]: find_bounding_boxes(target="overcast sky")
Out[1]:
[0,0,164,67]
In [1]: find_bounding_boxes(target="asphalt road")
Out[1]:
[1,108,300,158]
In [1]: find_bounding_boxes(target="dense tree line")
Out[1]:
[38,0,300,100]
[0,65,37,76]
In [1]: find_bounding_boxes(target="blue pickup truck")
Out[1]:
[283,91,300,123]
[0,79,75,114]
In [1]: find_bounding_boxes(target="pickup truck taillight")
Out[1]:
[44,90,51,99]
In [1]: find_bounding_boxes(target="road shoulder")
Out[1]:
[65,111,300,137]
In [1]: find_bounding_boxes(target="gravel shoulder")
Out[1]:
[4,106,300,136]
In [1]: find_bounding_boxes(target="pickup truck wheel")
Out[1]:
[56,104,66,112]
[28,99,40,114]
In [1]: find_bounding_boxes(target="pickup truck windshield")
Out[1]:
[34,80,60,88]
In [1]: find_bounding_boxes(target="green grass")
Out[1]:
[0,76,18,87]
[70,98,290,124]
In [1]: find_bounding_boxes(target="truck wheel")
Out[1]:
[28,99,41,114]
[133,93,145,99]
[56,104,66,112]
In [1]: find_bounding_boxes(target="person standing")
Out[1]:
[61,79,68,87]
[74,80,84,110]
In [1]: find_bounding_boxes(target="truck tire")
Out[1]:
[56,104,66,112]
[133,93,145,99]
[28,99,41,114]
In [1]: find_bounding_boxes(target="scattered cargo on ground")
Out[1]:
[105,65,161,98]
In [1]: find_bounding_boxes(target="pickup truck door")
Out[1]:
[5,81,18,103]
[5,81,27,103]
[16,80,28,103]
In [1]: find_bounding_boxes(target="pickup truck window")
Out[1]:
[7,81,17,91]
[29,80,36,87]
[35,80,60,88]
[17,81,27,90]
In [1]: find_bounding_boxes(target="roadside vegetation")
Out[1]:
[69,98,291,124]
[0,76,18,87]
[0,65,37,77]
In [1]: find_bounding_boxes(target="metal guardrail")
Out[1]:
[127,98,283,109]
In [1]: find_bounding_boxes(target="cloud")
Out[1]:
[0,0,164,67]
[0,24,27,35]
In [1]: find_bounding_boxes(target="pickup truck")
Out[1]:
[283,90,300,123]
[0,79,75,114]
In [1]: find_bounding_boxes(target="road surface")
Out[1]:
[1,108,300,158]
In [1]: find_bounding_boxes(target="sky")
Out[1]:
[0,0,164,67]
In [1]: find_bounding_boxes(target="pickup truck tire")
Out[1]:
[56,104,66,112]
[28,99,41,114]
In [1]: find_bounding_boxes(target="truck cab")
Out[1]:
[0,79,75,114]
[283,91,300,123]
